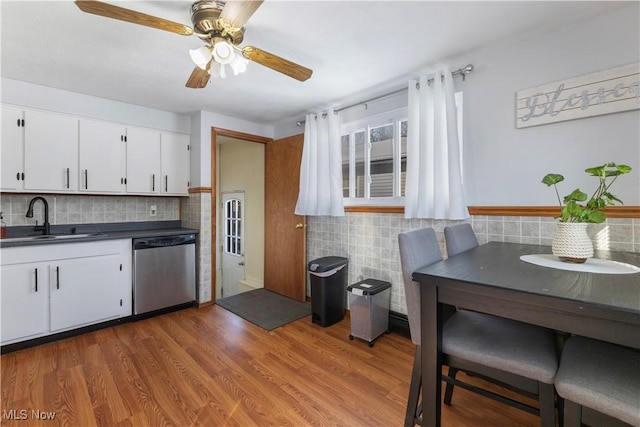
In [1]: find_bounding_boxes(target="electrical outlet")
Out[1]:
[150,205,157,217]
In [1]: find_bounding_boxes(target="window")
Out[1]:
[341,109,408,205]
[341,92,462,206]
[224,198,242,256]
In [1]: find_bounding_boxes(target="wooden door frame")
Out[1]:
[210,128,271,302]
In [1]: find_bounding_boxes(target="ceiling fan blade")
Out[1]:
[242,46,312,82]
[74,1,193,36]
[220,0,264,29]
[186,66,210,89]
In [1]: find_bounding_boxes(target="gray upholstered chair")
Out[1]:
[398,228,558,426]
[442,222,478,404]
[555,336,640,427]
[444,223,478,257]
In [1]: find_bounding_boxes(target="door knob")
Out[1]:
[295,223,306,229]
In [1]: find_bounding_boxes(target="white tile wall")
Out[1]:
[182,192,212,303]
[307,214,639,316]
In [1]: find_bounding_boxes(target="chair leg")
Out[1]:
[538,382,556,427]
[563,399,582,427]
[405,346,422,426]
[443,367,459,406]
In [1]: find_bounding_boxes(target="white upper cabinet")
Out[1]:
[0,104,190,196]
[161,132,190,195]
[79,119,126,193]
[126,126,162,194]
[23,109,79,192]
[0,105,24,191]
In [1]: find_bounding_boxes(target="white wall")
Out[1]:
[461,3,639,206]
[274,3,640,207]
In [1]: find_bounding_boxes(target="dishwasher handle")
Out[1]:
[133,234,196,250]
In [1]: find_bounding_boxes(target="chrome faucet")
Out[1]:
[26,196,51,235]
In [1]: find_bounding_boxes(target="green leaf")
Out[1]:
[616,164,632,174]
[585,210,606,223]
[541,174,564,186]
[605,192,624,205]
[563,189,587,203]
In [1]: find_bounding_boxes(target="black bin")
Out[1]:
[308,256,348,327]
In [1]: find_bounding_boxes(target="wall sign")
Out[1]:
[516,62,639,128]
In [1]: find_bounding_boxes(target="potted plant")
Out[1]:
[541,162,632,263]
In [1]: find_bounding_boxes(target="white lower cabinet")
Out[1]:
[0,262,49,343]
[49,252,125,332]
[0,240,132,345]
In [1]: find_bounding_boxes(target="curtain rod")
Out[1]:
[296,64,474,126]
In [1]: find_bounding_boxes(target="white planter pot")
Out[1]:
[552,222,594,263]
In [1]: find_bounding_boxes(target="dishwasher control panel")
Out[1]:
[133,234,196,249]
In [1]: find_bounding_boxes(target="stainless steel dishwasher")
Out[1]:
[133,234,196,315]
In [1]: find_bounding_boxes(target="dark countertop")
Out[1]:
[0,221,199,248]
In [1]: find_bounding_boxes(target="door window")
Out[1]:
[224,198,242,256]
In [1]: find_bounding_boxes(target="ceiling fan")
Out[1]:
[74,0,313,88]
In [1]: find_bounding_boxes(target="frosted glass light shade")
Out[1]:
[189,46,212,70]
[212,42,235,65]
[229,54,249,75]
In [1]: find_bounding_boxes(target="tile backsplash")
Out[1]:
[306,213,639,317]
[0,194,180,226]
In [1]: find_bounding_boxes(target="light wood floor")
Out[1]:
[1,305,540,426]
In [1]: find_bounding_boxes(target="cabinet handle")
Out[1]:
[164,175,168,192]
[66,168,70,189]
[152,174,155,191]
[56,266,60,289]
[85,169,88,189]
[21,172,24,181]
[35,268,38,292]
[16,172,20,181]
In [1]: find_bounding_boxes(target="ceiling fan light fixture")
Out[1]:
[229,53,249,76]
[210,61,226,79]
[189,45,212,70]
[212,41,235,64]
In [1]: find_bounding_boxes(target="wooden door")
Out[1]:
[264,134,306,301]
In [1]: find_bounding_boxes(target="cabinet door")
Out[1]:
[79,119,126,193]
[23,109,79,192]
[161,132,190,195]
[49,254,124,332]
[1,262,49,344]
[126,127,161,194]
[1,105,24,191]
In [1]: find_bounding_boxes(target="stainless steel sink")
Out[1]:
[2,233,104,243]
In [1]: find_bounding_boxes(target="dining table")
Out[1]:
[410,241,640,427]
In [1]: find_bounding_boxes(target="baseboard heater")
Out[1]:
[389,311,410,338]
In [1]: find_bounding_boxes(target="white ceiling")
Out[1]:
[1,1,630,126]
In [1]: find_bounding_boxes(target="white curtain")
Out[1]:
[404,68,469,219]
[295,112,345,216]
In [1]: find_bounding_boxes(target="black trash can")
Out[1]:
[308,256,348,327]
